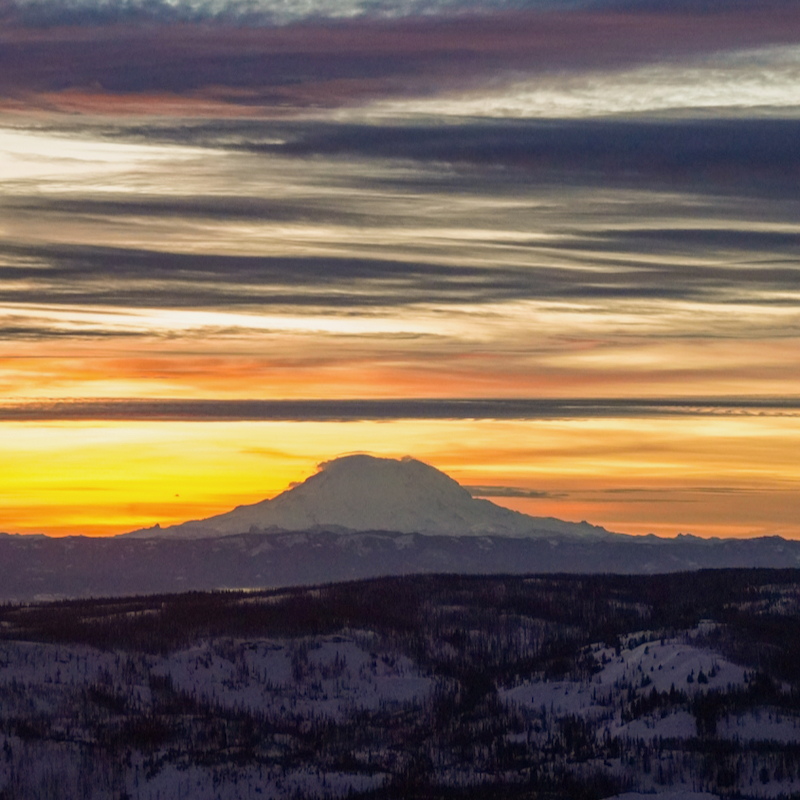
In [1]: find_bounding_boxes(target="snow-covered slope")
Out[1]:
[125,454,609,540]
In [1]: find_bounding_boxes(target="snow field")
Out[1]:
[124,760,387,800]
[4,624,800,799]
[0,632,428,800]
[501,634,748,720]
[154,634,434,721]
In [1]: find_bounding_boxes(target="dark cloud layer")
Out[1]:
[96,118,800,198]
[255,119,800,196]
[9,196,370,226]
[1,398,798,421]
[2,5,799,110]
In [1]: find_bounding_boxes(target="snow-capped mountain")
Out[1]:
[125,454,608,540]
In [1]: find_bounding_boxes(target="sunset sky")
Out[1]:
[1,0,799,538]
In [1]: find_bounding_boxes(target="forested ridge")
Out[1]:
[2,570,800,799]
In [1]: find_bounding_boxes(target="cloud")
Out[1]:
[81,116,797,198]
[3,0,577,27]
[7,116,800,202]
[1,397,798,421]
[2,5,799,114]
[1,216,798,332]
[5,0,798,28]
[2,118,799,403]
[367,44,800,119]
[465,485,561,498]
[248,118,800,196]
[10,196,366,225]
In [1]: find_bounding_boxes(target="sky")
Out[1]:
[1,0,799,538]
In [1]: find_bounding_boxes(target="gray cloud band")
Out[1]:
[1,398,798,421]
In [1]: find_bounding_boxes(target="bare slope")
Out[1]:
[125,454,607,539]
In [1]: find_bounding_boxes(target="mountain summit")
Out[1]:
[125,454,608,540]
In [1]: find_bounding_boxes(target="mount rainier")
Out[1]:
[124,454,607,540]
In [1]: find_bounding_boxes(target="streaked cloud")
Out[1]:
[367,45,800,118]
[2,114,800,408]
[1,397,799,421]
[465,485,564,498]
[2,234,798,312]
[4,0,799,28]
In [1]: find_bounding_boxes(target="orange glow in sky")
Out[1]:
[2,416,800,538]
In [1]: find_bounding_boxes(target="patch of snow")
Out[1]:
[501,636,747,719]
[718,709,800,743]
[613,710,697,742]
[153,634,434,721]
[590,638,746,697]
[124,759,387,800]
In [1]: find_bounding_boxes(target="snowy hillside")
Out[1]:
[0,633,428,800]
[4,571,800,800]
[125,454,609,539]
[501,630,750,739]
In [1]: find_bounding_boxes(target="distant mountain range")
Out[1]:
[3,454,800,602]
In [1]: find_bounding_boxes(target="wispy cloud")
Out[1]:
[0,235,795,310]
[4,0,794,26]
[366,45,800,119]
[465,485,562,498]
[250,118,800,195]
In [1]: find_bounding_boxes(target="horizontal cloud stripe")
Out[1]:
[1,244,798,311]
[3,10,799,111]
[464,485,558,498]
[114,119,800,180]
[1,398,799,421]
[264,119,800,167]
[92,119,800,198]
